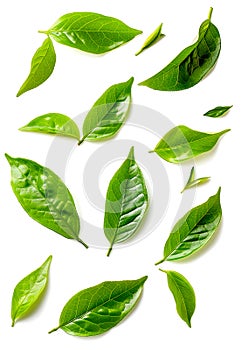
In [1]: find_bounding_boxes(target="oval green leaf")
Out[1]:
[156,188,222,263]
[151,125,230,163]
[79,77,134,144]
[135,23,165,56]
[139,8,221,91]
[49,276,148,336]
[204,105,233,118]
[181,167,210,193]
[161,269,196,327]
[5,154,88,248]
[104,147,148,256]
[11,255,52,326]
[39,13,142,54]
[19,113,80,141]
[17,37,56,97]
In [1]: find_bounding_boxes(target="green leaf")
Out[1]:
[104,147,148,256]
[160,269,195,327]
[5,154,88,248]
[19,113,80,141]
[39,12,142,54]
[151,125,230,163]
[204,105,233,118]
[156,188,222,264]
[139,8,221,91]
[135,23,165,56]
[79,77,134,144]
[17,37,56,97]
[49,276,148,336]
[181,167,210,193]
[11,255,52,326]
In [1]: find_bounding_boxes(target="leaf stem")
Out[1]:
[107,247,112,257]
[38,30,49,35]
[77,138,85,146]
[155,258,165,266]
[48,326,59,334]
[208,7,213,21]
[11,320,15,327]
[76,237,89,249]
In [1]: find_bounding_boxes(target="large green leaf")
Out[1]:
[49,276,147,336]
[17,37,56,97]
[39,12,142,54]
[139,8,221,91]
[11,256,52,326]
[156,188,222,264]
[79,77,134,144]
[104,147,148,256]
[19,113,80,141]
[161,269,196,327]
[5,154,88,248]
[135,23,165,56]
[151,125,230,163]
[181,166,210,193]
[204,105,233,118]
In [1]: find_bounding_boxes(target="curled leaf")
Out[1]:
[135,23,165,56]
[204,105,233,118]
[181,167,210,193]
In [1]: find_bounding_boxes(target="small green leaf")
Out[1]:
[104,147,148,256]
[11,255,52,326]
[160,269,196,327]
[135,23,165,56]
[181,167,210,193]
[156,188,222,264]
[49,276,148,336]
[17,37,56,97]
[39,12,142,54]
[139,8,221,91]
[19,113,80,141]
[151,125,230,163]
[204,105,233,118]
[79,77,134,144]
[5,154,88,248]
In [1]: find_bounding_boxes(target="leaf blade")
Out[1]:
[42,12,142,54]
[49,276,147,336]
[80,77,134,143]
[19,113,80,141]
[104,147,148,256]
[139,8,221,91]
[5,154,87,248]
[135,23,164,56]
[204,105,233,118]
[152,125,230,163]
[11,255,52,326]
[161,269,196,327]
[17,37,56,97]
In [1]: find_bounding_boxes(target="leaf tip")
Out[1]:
[5,153,13,164]
[128,146,135,160]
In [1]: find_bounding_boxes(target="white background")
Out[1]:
[0,0,240,348]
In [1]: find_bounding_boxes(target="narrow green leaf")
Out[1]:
[160,269,195,327]
[104,147,148,256]
[204,105,233,118]
[79,77,134,144]
[156,188,222,264]
[181,167,210,193]
[39,12,142,54]
[19,113,80,141]
[11,256,52,326]
[139,8,221,91]
[5,154,88,248]
[135,23,165,56]
[151,125,230,163]
[49,276,148,336]
[17,37,56,97]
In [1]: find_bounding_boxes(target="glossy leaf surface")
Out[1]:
[5,154,87,248]
[139,8,221,91]
[40,12,142,54]
[152,125,230,163]
[19,113,80,141]
[79,77,133,144]
[135,23,164,56]
[49,276,147,336]
[156,188,222,263]
[104,147,148,256]
[11,256,52,326]
[181,167,210,193]
[204,105,233,118]
[161,269,195,327]
[17,37,56,97]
